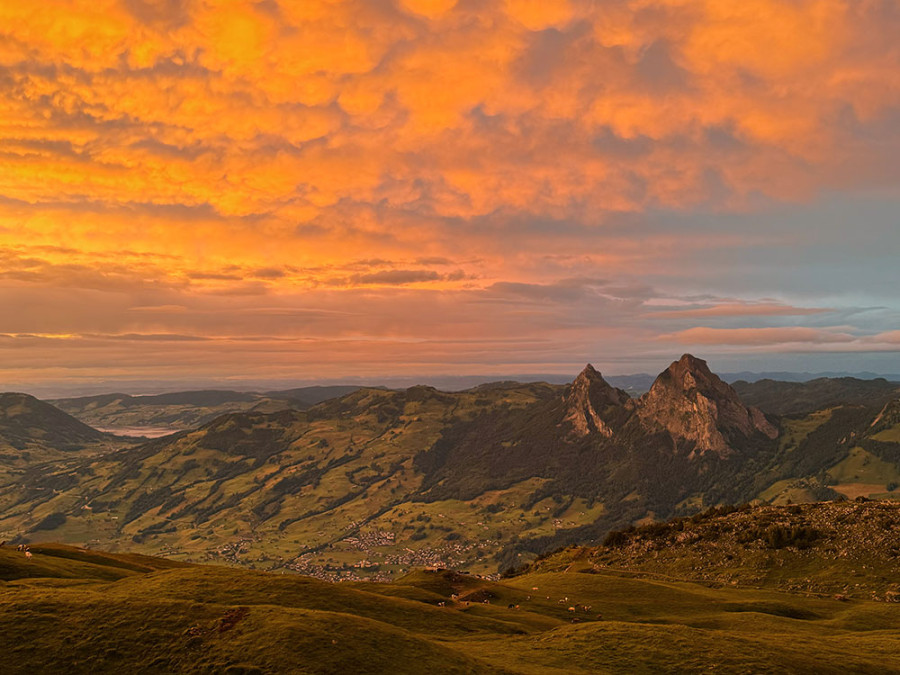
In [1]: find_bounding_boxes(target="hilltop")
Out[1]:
[1,532,899,674]
[0,392,107,450]
[0,393,124,476]
[531,500,900,600]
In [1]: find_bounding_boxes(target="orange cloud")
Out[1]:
[3,0,895,236]
[400,0,458,19]
[663,327,857,346]
[648,303,831,319]
[0,0,897,384]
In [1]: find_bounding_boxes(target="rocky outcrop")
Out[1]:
[562,364,634,437]
[870,397,900,433]
[638,354,778,456]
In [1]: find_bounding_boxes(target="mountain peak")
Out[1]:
[574,363,603,383]
[675,352,710,371]
[639,356,777,456]
[662,354,717,387]
[564,364,633,437]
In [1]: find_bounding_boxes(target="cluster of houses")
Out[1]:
[341,529,395,550]
[278,529,503,582]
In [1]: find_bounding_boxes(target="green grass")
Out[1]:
[778,409,833,451]
[828,447,900,485]
[872,424,900,443]
[758,479,823,505]
[2,544,900,673]
[5,383,900,586]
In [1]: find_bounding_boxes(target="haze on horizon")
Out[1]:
[1,0,898,392]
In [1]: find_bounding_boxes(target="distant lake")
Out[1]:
[96,426,180,439]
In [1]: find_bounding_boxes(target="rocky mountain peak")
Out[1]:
[573,363,604,386]
[638,354,777,456]
[563,364,633,437]
[662,354,720,390]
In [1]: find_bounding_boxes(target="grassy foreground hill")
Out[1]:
[2,502,900,674]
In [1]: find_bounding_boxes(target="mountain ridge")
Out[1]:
[0,355,898,580]
[49,385,367,434]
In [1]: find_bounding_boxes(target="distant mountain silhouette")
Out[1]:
[732,377,900,415]
[0,392,106,451]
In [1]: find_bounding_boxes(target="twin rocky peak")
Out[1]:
[563,354,778,456]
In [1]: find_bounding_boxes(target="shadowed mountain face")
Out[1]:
[0,393,106,447]
[417,357,778,500]
[0,394,127,486]
[1,355,899,579]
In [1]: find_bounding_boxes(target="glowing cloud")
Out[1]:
[0,0,897,387]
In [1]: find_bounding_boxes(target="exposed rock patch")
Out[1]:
[562,364,633,437]
[638,354,777,456]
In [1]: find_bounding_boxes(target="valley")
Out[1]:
[50,386,366,437]
[0,356,899,582]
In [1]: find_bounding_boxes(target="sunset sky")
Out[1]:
[1,0,899,393]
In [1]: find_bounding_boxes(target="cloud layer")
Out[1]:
[0,1,898,388]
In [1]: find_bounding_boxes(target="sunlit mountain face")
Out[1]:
[1,1,898,392]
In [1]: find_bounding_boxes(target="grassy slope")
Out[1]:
[732,377,900,416]
[756,404,900,503]
[0,394,124,479]
[1,543,899,674]
[1,385,588,579]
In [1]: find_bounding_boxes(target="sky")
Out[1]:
[1,0,899,394]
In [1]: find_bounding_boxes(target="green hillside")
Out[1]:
[0,393,126,483]
[1,523,899,674]
[732,377,900,416]
[2,383,574,578]
[0,392,108,452]
[2,357,900,581]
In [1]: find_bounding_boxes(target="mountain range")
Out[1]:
[731,377,900,415]
[49,385,367,436]
[1,354,898,581]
